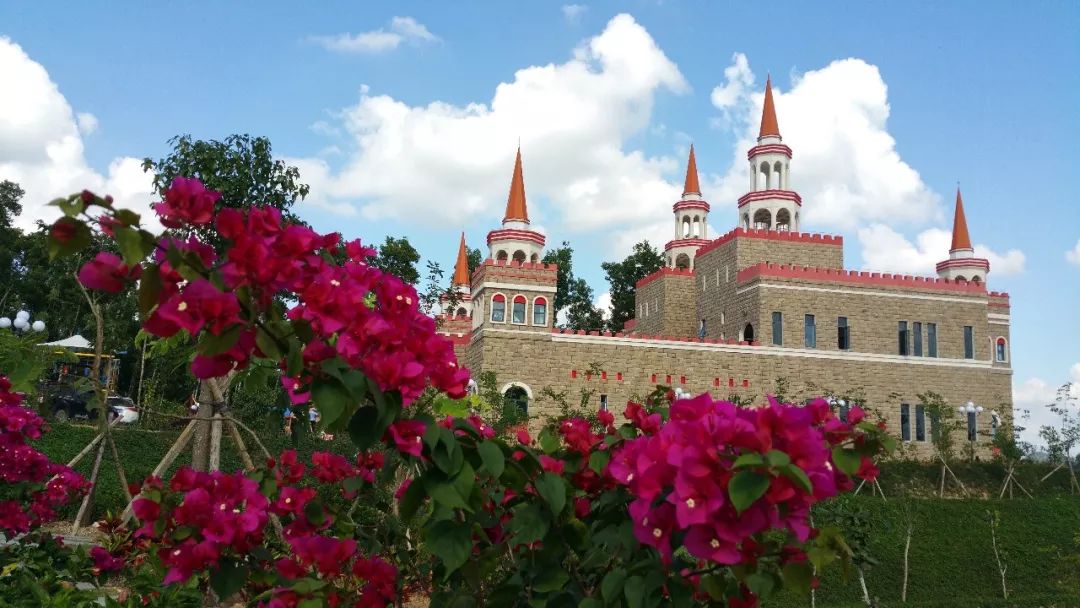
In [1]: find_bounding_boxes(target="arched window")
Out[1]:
[753,208,772,230]
[491,294,506,323]
[759,162,771,190]
[775,208,791,231]
[955,275,967,282]
[675,253,691,270]
[496,250,508,262]
[512,250,526,264]
[533,297,548,326]
[456,307,467,317]
[692,216,701,237]
[972,276,982,284]
[773,161,783,190]
[681,216,691,238]
[512,295,527,324]
[504,385,529,417]
[530,253,539,263]
[995,337,1007,362]
[742,323,755,342]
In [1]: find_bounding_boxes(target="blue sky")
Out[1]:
[2,1,1078,441]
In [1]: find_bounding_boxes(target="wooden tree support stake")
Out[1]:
[71,439,106,535]
[106,430,133,505]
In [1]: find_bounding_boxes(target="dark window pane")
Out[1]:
[927,323,938,357]
[804,314,816,348]
[898,321,909,355]
[963,326,974,359]
[772,312,783,346]
[915,404,926,441]
[913,322,923,356]
[901,403,911,441]
[837,317,850,350]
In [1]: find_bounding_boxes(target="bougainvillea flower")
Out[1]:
[386,420,427,458]
[78,252,141,294]
[154,176,220,228]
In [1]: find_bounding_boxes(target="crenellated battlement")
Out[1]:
[988,291,1010,308]
[695,227,843,259]
[635,267,695,289]
[737,262,989,294]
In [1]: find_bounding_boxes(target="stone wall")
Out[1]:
[632,269,697,337]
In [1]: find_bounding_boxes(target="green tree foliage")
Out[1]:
[566,278,605,331]
[601,240,663,332]
[541,241,574,313]
[142,134,309,246]
[467,246,482,276]
[0,181,25,304]
[371,236,421,285]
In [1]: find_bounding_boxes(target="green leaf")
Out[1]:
[578,600,602,608]
[432,427,465,475]
[347,405,382,451]
[831,446,861,476]
[303,501,326,526]
[728,471,770,513]
[208,559,248,600]
[57,195,85,218]
[343,476,365,495]
[508,503,549,545]
[538,428,560,454]
[426,476,468,510]
[623,576,645,608]
[138,264,162,320]
[398,476,426,520]
[588,450,610,474]
[254,327,283,360]
[601,569,626,603]
[765,449,791,467]
[733,453,765,469]
[290,578,328,594]
[113,225,149,266]
[780,463,813,493]
[434,395,470,417]
[782,561,814,594]
[477,441,505,478]
[699,574,726,600]
[534,473,566,516]
[312,378,353,428]
[197,324,243,357]
[746,572,777,598]
[533,568,570,593]
[46,217,91,259]
[426,519,472,576]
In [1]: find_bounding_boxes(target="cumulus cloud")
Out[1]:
[297,14,688,253]
[1066,239,1080,266]
[310,17,439,54]
[0,37,155,231]
[562,4,587,23]
[857,224,1026,276]
[1013,363,1080,446]
[595,291,612,319]
[709,55,940,231]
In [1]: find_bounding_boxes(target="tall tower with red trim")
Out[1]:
[664,144,711,269]
[441,232,472,316]
[487,147,546,264]
[936,188,989,283]
[738,76,801,232]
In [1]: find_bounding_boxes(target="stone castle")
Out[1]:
[438,78,1012,452]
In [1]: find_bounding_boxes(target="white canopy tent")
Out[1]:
[38,334,93,350]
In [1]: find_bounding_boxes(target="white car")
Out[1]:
[107,396,140,424]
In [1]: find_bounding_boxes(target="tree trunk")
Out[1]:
[939,463,946,497]
[902,522,912,602]
[191,375,231,472]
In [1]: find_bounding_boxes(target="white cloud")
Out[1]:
[1013,364,1080,446]
[709,56,940,231]
[1066,239,1080,266]
[857,224,1026,276]
[298,14,688,253]
[594,291,612,319]
[310,16,439,54]
[0,37,155,231]
[562,4,587,23]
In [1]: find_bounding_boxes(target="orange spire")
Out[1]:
[451,232,470,286]
[758,75,781,139]
[950,188,973,251]
[683,144,701,196]
[503,147,529,222]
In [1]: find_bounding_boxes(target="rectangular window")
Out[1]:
[900,403,911,441]
[915,404,926,441]
[715,268,720,287]
[771,312,783,346]
[927,323,938,357]
[898,321,909,355]
[491,297,506,323]
[837,317,850,350]
[913,322,923,356]
[963,326,974,359]
[599,394,608,411]
[804,314,816,348]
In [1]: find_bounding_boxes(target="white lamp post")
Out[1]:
[828,396,849,422]
[958,401,984,449]
[0,310,45,334]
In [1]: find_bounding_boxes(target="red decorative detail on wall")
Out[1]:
[737,189,802,208]
[713,378,720,387]
[571,370,578,379]
[728,378,734,387]
[617,372,623,381]
[695,227,842,260]
[664,237,711,252]
[665,375,672,385]
[737,262,988,294]
[747,143,793,159]
[935,258,990,272]
[679,376,686,385]
[635,267,696,289]
[601,371,607,380]
[672,200,711,213]
[742,379,749,387]
[651,374,657,384]
[486,228,546,247]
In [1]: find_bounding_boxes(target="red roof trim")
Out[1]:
[695,227,842,259]
[747,144,793,159]
[737,189,802,208]
[672,200,711,213]
[737,262,988,294]
[935,258,990,272]
[636,267,694,289]
[487,228,546,247]
[664,237,710,252]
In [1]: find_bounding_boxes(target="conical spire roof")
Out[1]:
[683,144,701,196]
[503,147,529,222]
[950,188,973,251]
[758,75,781,139]
[451,232,470,286]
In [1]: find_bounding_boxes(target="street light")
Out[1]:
[958,401,984,448]
[828,396,849,422]
[0,310,46,333]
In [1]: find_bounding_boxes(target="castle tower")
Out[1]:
[936,188,989,283]
[737,76,801,232]
[487,147,545,264]
[664,144,712,269]
[473,148,556,333]
[442,232,472,317]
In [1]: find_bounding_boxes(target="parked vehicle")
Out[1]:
[106,396,139,424]
[42,388,139,424]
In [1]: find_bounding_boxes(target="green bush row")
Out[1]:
[876,459,1079,498]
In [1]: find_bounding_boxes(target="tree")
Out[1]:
[565,278,605,331]
[542,241,574,313]
[142,134,309,247]
[371,236,421,285]
[601,240,663,332]
[0,181,25,305]
[467,246,482,276]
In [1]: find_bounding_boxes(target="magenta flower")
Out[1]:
[154,176,220,228]
[387,420,426,458]
[78,252,140,294]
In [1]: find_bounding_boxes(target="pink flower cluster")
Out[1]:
[74,178,469,403]
[608,395,868,566]
[0,376,89,537]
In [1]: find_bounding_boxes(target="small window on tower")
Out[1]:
[512,295,527,324]
[837,317,850,350]
[995,337,1007,362]
[898,321,909,356]
[533,297,548,326]
[599,394,609,411]
[963,326,974,359]
[491,294,506,323]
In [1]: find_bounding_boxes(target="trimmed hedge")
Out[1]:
[768,496,1080,607]
[876,459,1078,498]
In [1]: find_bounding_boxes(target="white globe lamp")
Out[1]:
[0,318,10,329]
[31,320,45,333]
